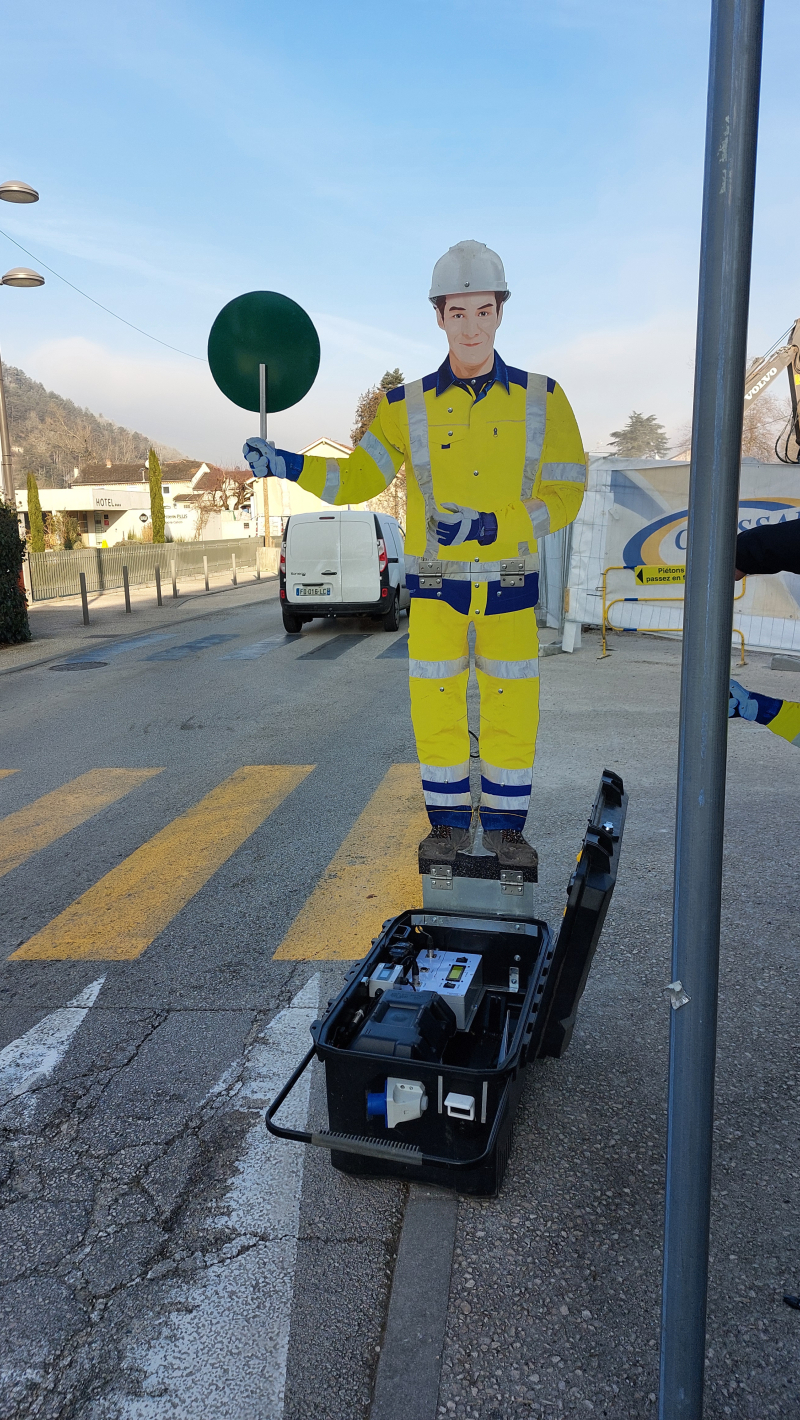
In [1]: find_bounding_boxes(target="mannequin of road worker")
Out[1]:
[243,241,586,867]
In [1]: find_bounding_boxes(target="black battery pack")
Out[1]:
[266,770,628,1196]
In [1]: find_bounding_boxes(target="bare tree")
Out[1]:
[195,467,252,533]
[741,393,785,460]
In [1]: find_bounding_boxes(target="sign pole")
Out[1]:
[259,362,267,441]
[659,2,764,1416]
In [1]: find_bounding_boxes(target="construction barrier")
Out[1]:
[564,456,800,654]
[601,564,747,665]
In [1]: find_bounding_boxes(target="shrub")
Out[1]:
[0,501,31,644]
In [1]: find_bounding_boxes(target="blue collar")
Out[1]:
[435,351,510,402]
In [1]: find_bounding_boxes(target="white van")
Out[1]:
[279,509,410,634]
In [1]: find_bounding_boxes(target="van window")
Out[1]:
[291,521,337,559]
[341,521,374,558]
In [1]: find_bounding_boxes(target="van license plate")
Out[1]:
[295,584,332,597]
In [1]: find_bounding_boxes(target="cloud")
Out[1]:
[20,308,698,469]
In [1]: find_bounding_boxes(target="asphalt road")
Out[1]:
[1,584,798,1419]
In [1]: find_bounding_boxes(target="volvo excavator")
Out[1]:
[743,317,800,462]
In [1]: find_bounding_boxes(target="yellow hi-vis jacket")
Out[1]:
[294,355,585,577]
[768,699,800,747]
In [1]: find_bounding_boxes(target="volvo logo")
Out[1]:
[744,366,778,401]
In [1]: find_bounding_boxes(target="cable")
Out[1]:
[0,227,205,362]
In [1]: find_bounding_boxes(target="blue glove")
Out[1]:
[242,438,303,482]
[436,502,498,548]
[728,679,782,725]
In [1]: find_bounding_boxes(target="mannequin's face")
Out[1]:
[435,291,503,377]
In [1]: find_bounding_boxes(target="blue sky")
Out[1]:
[1,0,798,463]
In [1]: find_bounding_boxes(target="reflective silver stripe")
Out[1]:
[520,373,548,500]
[522,498,551,539]
[405,553,539,578]
[423,789,472,806]
[321,459,340,504]
[475,656,540,680]
[404,379,440,557]
[420,761,470,783]
[360,430,396,487]
[409,656,469,679]
[480,791,531,810]
[539,460,586,485]
[481,761,532,787]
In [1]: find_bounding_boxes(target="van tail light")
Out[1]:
[377,537,388,574]
[280,540,286,574]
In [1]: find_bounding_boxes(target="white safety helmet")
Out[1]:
[429,240,510,305]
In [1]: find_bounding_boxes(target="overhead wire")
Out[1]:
[0,227,205,362]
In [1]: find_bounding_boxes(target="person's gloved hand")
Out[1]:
[728,679,782,725]
[242,438,303,481]
[435,503,498,548]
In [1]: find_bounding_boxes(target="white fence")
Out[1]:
[28,537,269,602]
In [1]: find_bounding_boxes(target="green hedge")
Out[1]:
[0,501,31,644]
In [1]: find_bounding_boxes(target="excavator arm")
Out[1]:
[743,317,800,463]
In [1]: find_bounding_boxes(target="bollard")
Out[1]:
[171,560,177,598]
[79,571,90,626]
[203,555,209,592]
[122,564,131,613]
[155,565,162,606]
[231,552,237,587]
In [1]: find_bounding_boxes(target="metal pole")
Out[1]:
[79,571,89,626]
[171,559,177,598]
[231,552,237,587]
[122,564,131,613]
[0,347,15,503]
[659,3,764,1417]
[259,363,267,441]
[203,554,209,591]
[155,565,162,606]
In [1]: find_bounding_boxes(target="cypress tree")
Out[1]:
[148,448,166,543]
[27,473,45,553]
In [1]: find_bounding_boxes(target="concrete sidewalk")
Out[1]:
[436,629,799,1419]
[0,572,280,675]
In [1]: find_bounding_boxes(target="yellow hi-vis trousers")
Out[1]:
[408,585,540,831]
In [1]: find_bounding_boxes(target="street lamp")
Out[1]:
[0,180,43,503]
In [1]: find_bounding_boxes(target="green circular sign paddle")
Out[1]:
[207,290,320,412]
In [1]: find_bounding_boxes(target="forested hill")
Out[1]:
[3,363,184,488]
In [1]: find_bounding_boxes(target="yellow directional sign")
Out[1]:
[634,564,686,586]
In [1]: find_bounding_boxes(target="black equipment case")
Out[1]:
[266,770,627,1195]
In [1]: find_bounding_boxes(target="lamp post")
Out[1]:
[0,179,43,504]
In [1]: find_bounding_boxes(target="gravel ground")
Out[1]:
[437,628,800,1419]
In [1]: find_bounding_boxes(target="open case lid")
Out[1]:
[532,769,628,1059]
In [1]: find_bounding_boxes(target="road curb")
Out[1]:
[369,1184,457,1420]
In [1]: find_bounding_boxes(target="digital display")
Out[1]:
[446,963,466,983]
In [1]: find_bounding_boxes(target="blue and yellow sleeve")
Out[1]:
[296,395,406,506]
[523,382,586,540]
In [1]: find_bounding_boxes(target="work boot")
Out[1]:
[418,824,472,865]
[482,828,539,870]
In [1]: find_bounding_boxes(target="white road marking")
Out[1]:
[100,974,320,1420]
[71,634,175,664]
[220,634,289,660]
[0,977,106,1106]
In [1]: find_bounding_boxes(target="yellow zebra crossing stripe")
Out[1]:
[274,763,427,960]
[10,765,313,961]
[0,769,162,879]
[0,770,20,779]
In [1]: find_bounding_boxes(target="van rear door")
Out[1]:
[286,513,343,605]
[340,512,379,603]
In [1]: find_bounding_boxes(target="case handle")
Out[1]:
[265,1049,512,1171]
